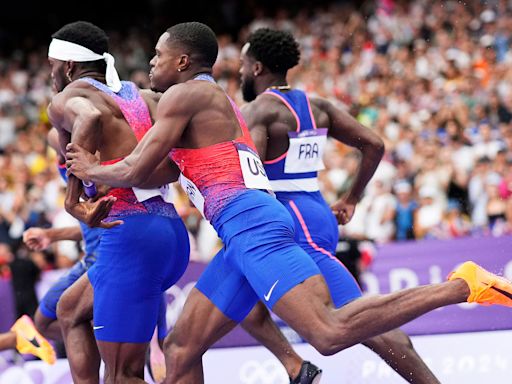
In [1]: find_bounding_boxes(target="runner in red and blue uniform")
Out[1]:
[47,21,189,384]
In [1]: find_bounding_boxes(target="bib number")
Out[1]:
[179,173,205,218]
[235,143,273,191]
[284,128,327,174]
[132,184,174,203]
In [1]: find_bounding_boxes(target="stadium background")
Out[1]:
[0,0,512,382]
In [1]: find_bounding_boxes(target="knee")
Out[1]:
[56,292,75,327]
[164,331,201,376]
[381,329,414,350]
[307,322,351,356]
[104,372,133,384]
[104,361,145,384]
[163,332,187,372]
[242,302,268,330]
[365,328,414,353]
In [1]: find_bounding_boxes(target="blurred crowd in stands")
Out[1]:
[0,0,512,281]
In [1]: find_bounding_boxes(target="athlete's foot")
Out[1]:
[448,261,512,307]
[10,315,56,364]
[290,361,322,384]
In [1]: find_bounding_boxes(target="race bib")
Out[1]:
[178,173,205,218]
[284,128,327,174]
[235,142,273,191]
[132,184,174,203]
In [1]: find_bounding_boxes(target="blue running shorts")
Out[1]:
[197,190,320,322]
[39,258,90,320]
[89,214,189,343]
[278,191,362,308]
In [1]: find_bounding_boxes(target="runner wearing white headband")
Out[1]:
[48,28,121,92]
[46,21,185,384]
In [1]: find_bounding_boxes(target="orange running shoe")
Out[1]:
[448,261,512,307]
[10,315,56,365]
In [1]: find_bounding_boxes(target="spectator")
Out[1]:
[0,0,512,255]
[364,179,396,243]
[414,185,444,239]
[486,172,507,235]
[438,200,472,239]
[393,181,417,241]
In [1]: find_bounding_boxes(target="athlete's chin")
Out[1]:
[242,90,257,102]
[241,81,257,102]
[150,80,164,93]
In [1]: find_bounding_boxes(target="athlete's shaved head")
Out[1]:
[246,28,300,75]
[49,21,109,91]
[166,22,218,68]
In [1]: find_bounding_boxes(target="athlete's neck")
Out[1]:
[74,71,106,84]
[181,67,213,83]
[257,75,289,95]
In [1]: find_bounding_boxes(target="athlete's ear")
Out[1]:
[253,61,263,77]
[177,54,190,72]
[66,61,76,82]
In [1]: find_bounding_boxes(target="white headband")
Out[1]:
[48,38,122,93]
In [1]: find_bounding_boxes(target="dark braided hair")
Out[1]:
[166,22,218,68]
[246,28,300,74]
[52,21,108,72]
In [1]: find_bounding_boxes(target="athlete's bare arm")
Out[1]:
[23,226,82,251]
[313,97,385,224]
[135,89,182,187]
[240,100,270,159]
[47,127,65,161]
[48,94,118,228]
[66,83,193,187]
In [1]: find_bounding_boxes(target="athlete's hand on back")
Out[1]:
[80,197,124,229]
[23,228,51,251]
[83,183,111,203]
[65,143,100,181]
[331,197,357,225]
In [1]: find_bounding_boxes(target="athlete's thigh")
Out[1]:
[196,247,260,322]
[39,260,88,320]
[97,340,147,380]
[271,274,334,344]
[227,208,321,310]
[167,288,238,359]
[287,197,362,307]
[286,195,338,256]
[90,215,179,344]
[57,273,94,323]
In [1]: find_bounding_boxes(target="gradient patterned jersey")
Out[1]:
[170,76,271,224]
[79,78,178,221]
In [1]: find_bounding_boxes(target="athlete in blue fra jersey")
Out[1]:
[238,28,441,383]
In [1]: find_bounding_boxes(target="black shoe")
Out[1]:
[290,361,322,384]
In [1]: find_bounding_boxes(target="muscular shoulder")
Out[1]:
[310,96,351,115]
[139,89,161,120]
[309,96,331,111]
[47,83,103,129]
[49,82,98,111]
[157,81,217,116]
[47,86,82,122]
[241,93,281,126]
